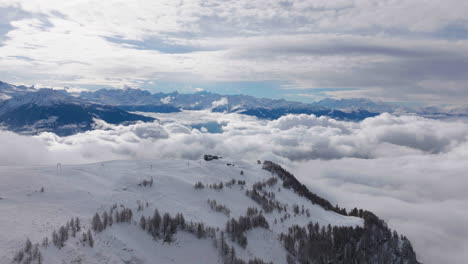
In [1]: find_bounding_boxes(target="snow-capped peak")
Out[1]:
[2,89,82,107]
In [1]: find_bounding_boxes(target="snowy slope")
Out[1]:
[0,81,36,101]
[0,158,363,263]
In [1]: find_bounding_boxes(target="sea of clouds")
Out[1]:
[0,111,467,263]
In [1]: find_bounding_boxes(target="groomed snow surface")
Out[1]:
[0,158,362,263]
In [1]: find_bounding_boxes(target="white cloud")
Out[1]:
[211,97,228,108]
[1,111,465,165]
[293,152,468,264]
[0,130,50,165]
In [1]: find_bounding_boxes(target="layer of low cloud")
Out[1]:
[1,111,468,264]
[294,152,468,264]
[0,1,467,104]
[1,111,467,165]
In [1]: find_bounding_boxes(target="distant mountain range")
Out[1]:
[80,86,468,119]
[1,80,467,135]
[80,88,379,120]
[0,82,153,135]
[313,98,408,113]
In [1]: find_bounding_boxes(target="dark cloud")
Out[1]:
[232,39,441,58]
[222,35,468,103]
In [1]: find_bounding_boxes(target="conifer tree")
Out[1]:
[87,230,94,248]
[81,232,87,246]
[92,213,103,232]
[102,211,109,228]
[24,238,32,253]
[75,217,81,232]
[140,216,146,230]
[52,230,59,247]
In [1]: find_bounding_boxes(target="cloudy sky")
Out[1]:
[0,0,467,104]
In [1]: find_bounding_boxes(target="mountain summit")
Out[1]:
[1,158,420,264]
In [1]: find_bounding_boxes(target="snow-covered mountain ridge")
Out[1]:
[0,86,154,136]
[0,81,36,100]
[79,86,468,120]
[0,158,419,264]
[80,88,380,121]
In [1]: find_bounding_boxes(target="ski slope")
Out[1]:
[0,158,362,263]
